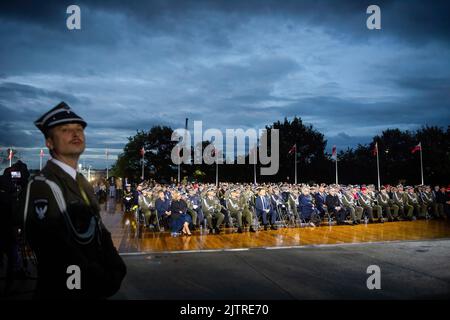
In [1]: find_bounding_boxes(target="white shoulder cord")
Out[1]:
[24,176,96,245]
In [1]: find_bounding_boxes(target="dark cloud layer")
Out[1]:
[0,0,449,169]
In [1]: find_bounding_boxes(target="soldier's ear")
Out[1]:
[45,138,54,151]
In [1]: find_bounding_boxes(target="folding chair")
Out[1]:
[275,204,289,228]
[324,208,335,226]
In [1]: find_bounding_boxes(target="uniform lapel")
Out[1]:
[44,160,84,199]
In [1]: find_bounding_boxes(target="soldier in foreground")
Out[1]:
[23,102,126,299]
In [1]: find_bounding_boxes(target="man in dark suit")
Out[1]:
[23,101,126,299]
[326,187,348,225]
[314,184,328,219]
[255,188,277,230]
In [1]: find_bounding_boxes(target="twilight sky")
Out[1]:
[0,0,449,170]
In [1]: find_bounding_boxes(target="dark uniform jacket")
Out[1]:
[325,194,341,214]
[24,161,126,299]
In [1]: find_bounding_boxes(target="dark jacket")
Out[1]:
[170,199,188,218]
[325,194,341,213]
[255,195,269,217]
[314,192,327,214]
[435,191,447,204]
[298,194,316,219]
[155,198,171,217]
[24,160,126,299]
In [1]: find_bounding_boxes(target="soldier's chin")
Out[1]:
[67,145,85,156]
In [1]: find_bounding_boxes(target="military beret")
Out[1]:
[34,101,87,136]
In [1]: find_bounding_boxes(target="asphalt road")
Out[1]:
[113,239,450,300]
[2,239,449,299]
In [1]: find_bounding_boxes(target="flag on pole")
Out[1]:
[288,144,296,155]
[105,148,109,180]
[331,145,337,160]
[8,148,13,167]
[412,142,424,185]
[411,143,422,154]
[140,147,145,180]
[39,149,44,170]
[372,142,378,156]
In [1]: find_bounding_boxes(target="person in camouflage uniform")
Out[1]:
[201,188,224,234]
[341,186,363,224]
[358,187,383,223]
[377,186,399,221]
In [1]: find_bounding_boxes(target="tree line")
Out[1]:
[111,117,450,186]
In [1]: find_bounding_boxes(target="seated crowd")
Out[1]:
[116,182,450,237]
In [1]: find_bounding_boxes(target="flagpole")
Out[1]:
[335,158,338,185]
[177,144,181,184]
[376,143,381,190]
[180,118,188,185]
[106,148,109,180]
[215,150,219,187]
[294,143,297,184]
[419,142,424,185]
[253,143,257,185]
[39,150,43,171]
[141,150,144,181]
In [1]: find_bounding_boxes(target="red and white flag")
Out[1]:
[140,147,145,157]
[288,144,296,155]
[372,142,378,156]
[7,149,13,160]
[411,142,422,154]
[331,145,337,160]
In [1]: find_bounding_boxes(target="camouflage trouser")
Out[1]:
[410,204,423,218]
[143,209,158,228]
[205,210,225,229]
[381,205,399,219]
[373,205,383,219]
[362,205,382,220]
[418,204,429,218]
[403,204,414,219]
[187,208,198,226]
[361,206,374,220]
[231,208,253,227]
[345,206,363,222]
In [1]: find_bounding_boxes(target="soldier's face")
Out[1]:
[46,123,85,157]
